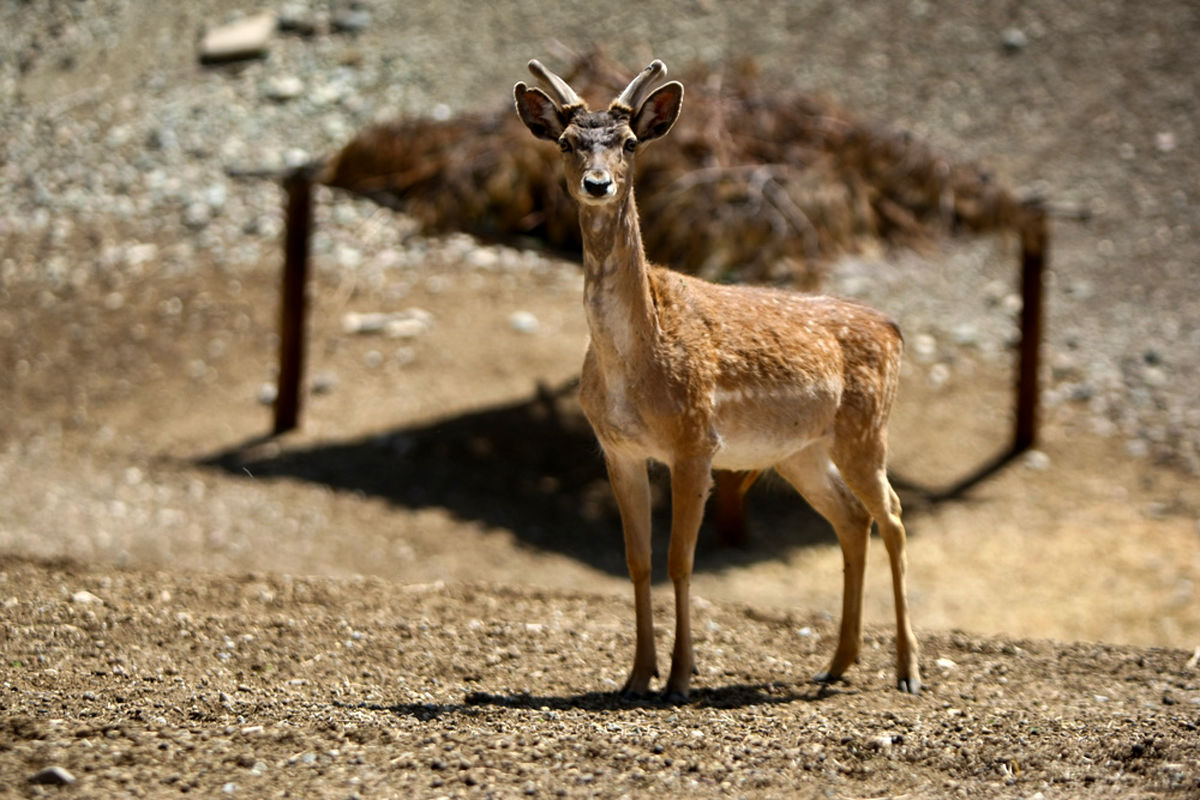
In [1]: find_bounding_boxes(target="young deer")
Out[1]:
[514,59,920,700]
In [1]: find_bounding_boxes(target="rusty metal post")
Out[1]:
[274,168,314,435]
[1014,202,1047,453]
[713,470,762,548]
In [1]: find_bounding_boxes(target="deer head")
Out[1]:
[514,59,684,206]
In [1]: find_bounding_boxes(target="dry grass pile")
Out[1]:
[318,50,1029,285]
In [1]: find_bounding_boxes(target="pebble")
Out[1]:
[182,201,213,230]
[199,11,277,64]
[311,372,338,395]
[28,766,76,786]
[1000,27,1028,53]
[71,590,103,605]
[332,8,372,34]
[384,317,427,339]
[927,362,950,388]
[257,382,279,406]
[1023,450,1051,471]
[343,309,434,337]
[509,311,540,334]
[265,75,306,102]
[912,333,938,362]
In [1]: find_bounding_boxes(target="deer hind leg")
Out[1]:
[776,447,872,686]
[833,437,922,694]
[663,455,713,702]
[604,451,658,698]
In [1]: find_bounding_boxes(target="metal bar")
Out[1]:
[273,168,314,435]
[909,203,1050,503]
[712,471,746,548]
[1014,202,1047,453]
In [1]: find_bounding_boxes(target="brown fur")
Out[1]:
[516,59,921,699]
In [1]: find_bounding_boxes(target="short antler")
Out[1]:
[527,59,585,112]
[610,60,667,112]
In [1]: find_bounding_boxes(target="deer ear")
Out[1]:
[631,81,683,143]
[514,83,567,141]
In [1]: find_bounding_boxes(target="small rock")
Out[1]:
[310,372,337,395]
[264,75,305,102]
[1000,27,1028,53]
[199,11,277,64]
[935,657,957,670]
[257,382,278,406]
[384,317,427,339]
[29,766,75,786]
[869,734,902,750]
[1126,439,1150,458]
[1023,450,1051,471]
[332,8,372,34]
[71,590,103,605]
[182,201,212,230]
[343,309,433,337]
[342,311,387,334]
[283,148,311,169]
[509,310,540,334]
[927,362,950,388]
[912,333,938,362]
[950,322,979,347]
[467,248,500,269]
[335,245,363,269]
[277,3,318,36]
[1143,366,1167,388]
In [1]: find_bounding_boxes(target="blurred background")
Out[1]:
[1,0,1197,649]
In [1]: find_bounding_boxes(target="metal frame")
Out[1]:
[269,169,1048,533]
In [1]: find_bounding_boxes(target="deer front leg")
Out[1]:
[664,456,713,702]
[604,452,657,697]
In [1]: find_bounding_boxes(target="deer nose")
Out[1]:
[582,172,614,198]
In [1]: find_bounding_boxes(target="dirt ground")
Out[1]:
[2,1,1200,798]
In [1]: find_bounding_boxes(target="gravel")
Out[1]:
[2,558,1198,799]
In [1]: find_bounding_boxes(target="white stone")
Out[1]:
[199,11,277,63]
[1023,450,1051,471]
[265,75,305,102]
[384,318,427,339]
[509,310,540,334]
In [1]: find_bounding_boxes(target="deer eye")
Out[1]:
[623,137,638,153]
[558,137,573,153]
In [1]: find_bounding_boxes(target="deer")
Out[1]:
[514,58,921,701]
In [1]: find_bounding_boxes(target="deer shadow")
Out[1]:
[335,680,851,721]
[201,380,921,578]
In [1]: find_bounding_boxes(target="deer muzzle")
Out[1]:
[582,170,615,199]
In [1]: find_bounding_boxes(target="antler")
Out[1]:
[610,60,667,112]
[527,59,585,111]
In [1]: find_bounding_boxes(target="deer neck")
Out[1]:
[578,193,659,367]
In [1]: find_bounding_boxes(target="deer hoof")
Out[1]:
[897,676,922,695]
